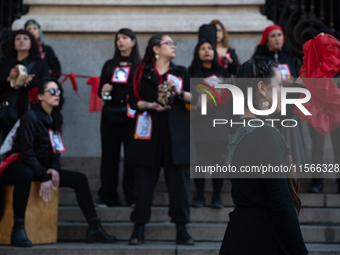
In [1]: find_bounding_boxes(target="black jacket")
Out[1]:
[98,58,136,123]
[42,44,61,79]
[253,49,302,78]
[9,105,60,182]
[126,62,193,166]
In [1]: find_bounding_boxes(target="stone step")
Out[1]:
[1,242,340,255]
[58,190,340,208]
[57,222,340,243]
[58,206,340,224]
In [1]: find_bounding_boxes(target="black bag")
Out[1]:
[0,91,18,133]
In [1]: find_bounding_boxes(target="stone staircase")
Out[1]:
[1,157,340,254]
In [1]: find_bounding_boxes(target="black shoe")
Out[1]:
[86,218,117,243]
[11,219,32,247]
[191,197,205,208]
[211,196,224,209]
[176,223,194,245]
[310,183,323,194]
[128,223,145,245]
[94,199,117,207]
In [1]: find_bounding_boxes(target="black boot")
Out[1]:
[128,223,145,245]
[11,219,32,247]
[86,218,117,243]
[176,223,194,245]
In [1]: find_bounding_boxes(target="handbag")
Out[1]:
[0,91,18,132]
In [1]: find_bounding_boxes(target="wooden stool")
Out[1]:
[0,182,58,244]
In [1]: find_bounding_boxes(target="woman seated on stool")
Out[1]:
[0,78,117,247]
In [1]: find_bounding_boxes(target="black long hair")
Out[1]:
[37,78,64,132]
[235,58,301,214]
[188,39,224,77]
[5,29,40,60]
[133,33,168,100]
[113,28,141,68]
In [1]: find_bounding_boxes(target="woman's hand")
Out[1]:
[168,79,180,95]
[149,102,171,112]
[295,77,306,87]
[39,180,53,202]
[226,55,233,64]
[47,169,60,189]
[23,74,35,87]
[101,83,113,92]
[6,68,19,82]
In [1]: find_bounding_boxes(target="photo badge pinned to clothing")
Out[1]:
[277,64,291,80]
[134,112,152,140]
[203,74,222,88]
[167,74,183,95]
[111,66,131,83]
[48,129,66,154]
[126,95,136,119]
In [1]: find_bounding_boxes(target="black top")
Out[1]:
[191,67,230,142]
[253,49,302,78]
[126,62,193,167]
[229,119,308,255]
[41,44,61,79]
[98,56,136,123]
[9,105,60,182]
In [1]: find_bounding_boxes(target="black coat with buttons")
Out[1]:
[126,61,194,167]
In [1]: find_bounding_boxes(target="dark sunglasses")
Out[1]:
[44,88,61,96]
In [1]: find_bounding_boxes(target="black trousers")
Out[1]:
[98,114,134,205]
[130,165,190,224]
[0,162,97,220]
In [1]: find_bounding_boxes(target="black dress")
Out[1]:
[97,56,135,206]
[219,120,308,255]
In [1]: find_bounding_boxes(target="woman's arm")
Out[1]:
[20,111,50,182]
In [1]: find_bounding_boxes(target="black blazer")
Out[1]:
[42,44,61,79]
[126,62,193,166]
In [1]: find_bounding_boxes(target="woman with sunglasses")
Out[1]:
[0,29,49,137]
[0,78,117,247]
[25,19,61,79]
[126,34,195,245]
[95,28,141,208]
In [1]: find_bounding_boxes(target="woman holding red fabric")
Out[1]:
[95,28,141,207]
[210,20,240,75]
[25,19,61,80]
[252,25,308,168]
[126,34,195,245]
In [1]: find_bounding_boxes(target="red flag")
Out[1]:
[61,72,79,97]
[86,77,102,112]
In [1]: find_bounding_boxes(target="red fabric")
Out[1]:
[260,25,285,46]
[61,72,80,97]
[220,89,231,105]
[0,153,22,178]
[86,77,103,112]
[28,87,39,104]
[293,34,340,135]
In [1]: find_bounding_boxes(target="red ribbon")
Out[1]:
[28,87,39,104]
[86,77,103,112]
[60,72,79,97]
[0,153,22,178]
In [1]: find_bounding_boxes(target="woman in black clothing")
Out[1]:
[127,34,195,245]
[209,19,240,75]
[189,39,230,208]
[25,19,61,79]
[0,78,117,247]
[252,25,308,169]
[95,28,141,207]
[219,58,308,255]
[0,30,49,137]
